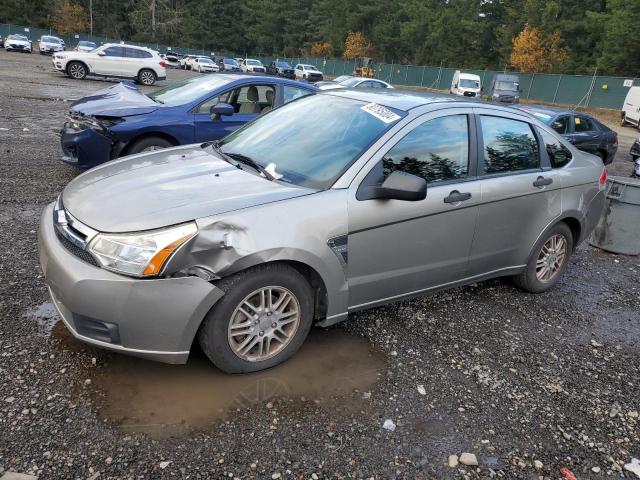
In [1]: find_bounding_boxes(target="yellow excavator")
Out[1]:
[353,57,376,78]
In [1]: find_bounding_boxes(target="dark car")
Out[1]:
[518,106,618,164]
[0,35,4,48]
[267,60,295,78]
[631,138,640,160]
[60,74,317,168]
[218,58,241,72]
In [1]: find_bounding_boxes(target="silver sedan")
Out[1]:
[39,90,606,373]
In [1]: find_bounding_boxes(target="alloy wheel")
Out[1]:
[140,71,155,85]
[69,63,85,79]
[227,286,300,362]
[535,234,567,282]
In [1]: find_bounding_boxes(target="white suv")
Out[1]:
[294,64,323,82]
[52,43,166,85]
[241,59,266,73]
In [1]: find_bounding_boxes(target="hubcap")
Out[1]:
[536,234,567,282]
[228,286,300,362]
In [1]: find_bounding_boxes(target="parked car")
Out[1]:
[218,58,241,72]
[41,90,607,373]
[241,58,267,73]
[5,34,32,53]
[164,52,180,68]
[0,35,4,48]
[450,71,481,97]
[192,57,219,73]
[75,40,97,52]
[621,85,640,129]
[485,73,520,104]
[180,54,198,70]
[631,138,640,160]
[52,43,166,86]
[317,76,393,90]
[266,60,295,78]
[38,35,65,55]
[294,63,323,82]
[518,106,618,164]
[60,74,317,168]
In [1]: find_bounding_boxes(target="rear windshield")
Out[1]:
[42,36,61,43]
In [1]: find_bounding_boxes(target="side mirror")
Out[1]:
[359,171,427,201]
[210,102,234,120]
[97,51,106,56]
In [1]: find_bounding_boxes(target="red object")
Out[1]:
[599,167,607,186]
[159,60,166,68]
[560,467,577,480]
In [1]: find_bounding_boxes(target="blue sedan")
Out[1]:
[61,75,318,168]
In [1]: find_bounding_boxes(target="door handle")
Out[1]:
[533,176,553,188]
[444,190,472,204]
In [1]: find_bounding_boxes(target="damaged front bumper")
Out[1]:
[38,203,225,364]
[60,114,124,168]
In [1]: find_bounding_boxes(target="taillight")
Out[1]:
[159,60,166,67]
[599,167,607,186]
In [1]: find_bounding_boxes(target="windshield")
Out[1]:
[42,36,61,43]
[198,58,213,64]
[333,75,352,83]
[495,80,518,91]
[218,95,404,189]
[79,41,96,48]
[148,76,230,106]
[460,79,480,89]
[276,62,291,68]
[247,59,261,65]
[9,35,28,41]
[224,59,239,66]
[340,78,363,87]
[302,65,317,71]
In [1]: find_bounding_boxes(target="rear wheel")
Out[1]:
[67,61,87,80]
[621,113,628,126]
[137,68,156,86]
[127,136,173,155]
[198,264,314,373]
[513,222,573,293]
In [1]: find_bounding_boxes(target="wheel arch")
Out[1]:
[66,59,90,75]
[121,131,180,157]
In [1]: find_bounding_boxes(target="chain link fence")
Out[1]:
[2,22,638,110]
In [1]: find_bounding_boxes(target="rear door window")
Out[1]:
[480,115,540,174]
[538,129,572,168]
[574,115,594,132]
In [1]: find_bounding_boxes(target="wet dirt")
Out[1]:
[49,322,385,439]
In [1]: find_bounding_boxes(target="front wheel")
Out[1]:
[137,69,156,86]
[199,264,314,373]
[126,136,173,155]
[512,222,573,293]
[67,61,87,80]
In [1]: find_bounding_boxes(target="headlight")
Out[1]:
[56,54,67,59]
[88,222,198,277]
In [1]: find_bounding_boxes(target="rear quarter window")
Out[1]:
[538,128,572,168]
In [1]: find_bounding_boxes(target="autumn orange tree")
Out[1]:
[52,1,89,36]
[342,31,372,60]
[300,41,333,58]
[510,26,567,73]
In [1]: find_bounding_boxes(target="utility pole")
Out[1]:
[90,0,93,37]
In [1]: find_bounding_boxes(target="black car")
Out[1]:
[518,106,618,164]
[0,35,4,48]
[267,60,295,79]
[631,138,640,160]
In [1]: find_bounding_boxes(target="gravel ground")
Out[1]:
[1,50,639,479]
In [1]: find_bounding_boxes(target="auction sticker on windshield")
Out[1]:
[361,103,401,124]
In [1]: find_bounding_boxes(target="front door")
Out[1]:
[466,109,563,276]
[347,110,480,310]
[193,84,276,142]
[92,46,126,75]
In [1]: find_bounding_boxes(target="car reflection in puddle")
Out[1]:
[42,308,385,439]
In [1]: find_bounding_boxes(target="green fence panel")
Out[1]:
[554,75,592,106]
[589,76,636,109]
[519,74,534,100]
[528,74,562,103]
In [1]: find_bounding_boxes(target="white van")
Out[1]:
[621,86,640,128]
[450,71,481,97]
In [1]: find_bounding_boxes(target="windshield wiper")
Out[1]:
[226,151,275,181]
[207,142,275,181]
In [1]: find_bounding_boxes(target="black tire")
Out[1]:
[198,263,314,374]
[126,136,173,155]
[621,114,628,127]
[67,61,87,80]
[512,222,574,293]
[137,68,156,86]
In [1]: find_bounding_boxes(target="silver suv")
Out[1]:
[39,90,607,373]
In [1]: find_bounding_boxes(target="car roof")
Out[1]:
[103,42,152,51]
[323,88,472,112]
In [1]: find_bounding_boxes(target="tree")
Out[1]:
[342,31,371,59]
[510,26,567,72]
[52,1,88,35]
[596,0,640,75]
[301,41,333,57]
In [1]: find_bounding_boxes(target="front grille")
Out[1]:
[55,227,99,266]
[463,91,476,97]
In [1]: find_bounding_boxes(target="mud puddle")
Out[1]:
[49,323,386,439]
[27,302,59,336]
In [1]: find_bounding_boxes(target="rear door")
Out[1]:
[566,114,601,156]
[466,108,563,276]
[347,109,481,309]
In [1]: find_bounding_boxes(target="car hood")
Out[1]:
[69,82,160,117]
[62,144,316,232]
[8,39,29,45]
